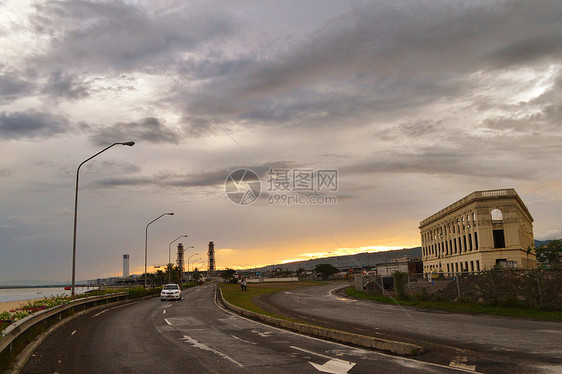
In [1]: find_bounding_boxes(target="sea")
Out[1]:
[0,287,96,303]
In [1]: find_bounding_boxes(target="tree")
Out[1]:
[314,263,339,280]
[221,268,236,282]
[296,267,306,279]
[166,264,182,283]
[192,268,202,284]
[536,240,562,269]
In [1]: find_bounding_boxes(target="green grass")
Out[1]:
[346,287,562,321]
[219,281,323,320]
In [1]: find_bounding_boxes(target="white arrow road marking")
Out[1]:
[181,335,244,368]
[310,360,356,374]
[251,329,273,337]
[290,346,355,374]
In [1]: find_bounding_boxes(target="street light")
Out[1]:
[192,258,203,268]
[187,252,198,272]
[168,235,188,283]
[71,141,135,296]
[145,212,174,288]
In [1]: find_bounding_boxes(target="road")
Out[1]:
[256,282,562,374]
[22,283,468,373]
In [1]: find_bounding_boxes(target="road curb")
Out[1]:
[217,286,424,356]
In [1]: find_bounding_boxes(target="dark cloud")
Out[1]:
[41,69,89,99]
[95,161,299,189]
[0,111,68,140]
[90,117,180,146]
[29,0,237,72]
[0,72,34,103]
[343,146,540,181]
[171,0,561,131]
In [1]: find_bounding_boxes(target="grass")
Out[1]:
[346,287,562,321]
[218,281,323,320]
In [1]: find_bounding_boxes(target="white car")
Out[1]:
[160,283,182,301]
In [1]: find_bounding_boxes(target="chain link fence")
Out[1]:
[355,268,562,310]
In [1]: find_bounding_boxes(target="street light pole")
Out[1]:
[144,213,174,288]
[187,252,198,273]
[168,235,188,283]
[71,141,135,296]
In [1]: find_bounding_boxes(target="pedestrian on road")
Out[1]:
[242,278,247,291]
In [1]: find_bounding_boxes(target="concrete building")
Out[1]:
[419,189,536,276]
[376,257,423,277]
[123,254,129,278]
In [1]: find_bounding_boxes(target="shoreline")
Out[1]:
[0,298,42,314]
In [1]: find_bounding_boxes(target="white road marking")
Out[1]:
[310,359,356,374]
[181,334,244,367]
[164,318,172,326]
[92,309,109,318]
[290,346,353,363]
[230,334,257,345]
[163,310,166,314]
[251,330,273,338]
[71,330,76,336]
[290,346,355,373]
[214,287,481,373]
[449,356,476,371]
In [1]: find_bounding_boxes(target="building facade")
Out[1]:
[419,189,536,276]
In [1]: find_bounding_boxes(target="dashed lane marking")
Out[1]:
[92,309,108,318]
[71,330,76,336]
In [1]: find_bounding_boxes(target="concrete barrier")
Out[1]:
[217,286,423,356]
[0,292,129,371]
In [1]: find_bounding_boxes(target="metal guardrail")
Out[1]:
[0,292,128,368]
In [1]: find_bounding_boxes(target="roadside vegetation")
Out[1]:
[0,285,178,333]
[345,286,562,321]
[218,281,323,319]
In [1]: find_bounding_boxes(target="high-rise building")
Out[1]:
[123,254,130,277]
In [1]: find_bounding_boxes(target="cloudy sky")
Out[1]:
[1,0,561,283]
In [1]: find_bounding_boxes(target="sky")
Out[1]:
[0,0,561,283]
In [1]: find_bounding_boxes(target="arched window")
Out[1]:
[491,209,503,221]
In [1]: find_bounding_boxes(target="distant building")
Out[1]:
[376,258,423,277]
[419,189,536,276]
[123,254,130,278]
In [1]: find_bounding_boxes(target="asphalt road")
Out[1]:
[22,283,469,374]
[256,282,562,374]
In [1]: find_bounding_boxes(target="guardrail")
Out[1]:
[0,292,128,372]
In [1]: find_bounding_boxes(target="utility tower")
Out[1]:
[208,241,215,276]
[176,243,185,274]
